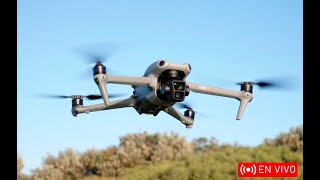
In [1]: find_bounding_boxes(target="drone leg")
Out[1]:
[163,106,194,128]
[236,99,250,120]
[94,74,110,106]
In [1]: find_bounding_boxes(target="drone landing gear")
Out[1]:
[163,106,194,128]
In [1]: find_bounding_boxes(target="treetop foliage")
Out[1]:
[17,125,302,180]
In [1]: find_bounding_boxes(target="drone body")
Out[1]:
[70,60,254,128]
[134,61,191,115]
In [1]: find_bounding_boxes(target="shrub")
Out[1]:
[30,132,193,179]
[117,132,193,165]
[28,126,302,179]
[81,147,122,177]
[263,125,303,152]
[31,148,84,180]
[17,154,28,180]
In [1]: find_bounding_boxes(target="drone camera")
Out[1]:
[158,79,187,102]
[170,80,186,101]
[157,70,189,102]
[173,81,184,90]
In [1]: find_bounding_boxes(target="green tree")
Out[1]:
[31,148,84,180]
[263,125,303,152]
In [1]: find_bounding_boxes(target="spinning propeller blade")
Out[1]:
[85,94,125,100]
[235,77,298,90]
[39,93,125,100]
[41,95,71,99]
[82,52,112,65]
[76,42,118,64]
[176,102,206,116]
[85,95,102,100]
[75,43,120,78]
[176,102,193,110]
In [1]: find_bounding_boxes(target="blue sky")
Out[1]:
[17,0,302,174]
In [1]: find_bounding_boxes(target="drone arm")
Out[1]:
[94,74,151,106]
[94,74,110,106]
[163,106,194,128]
[107,75,152,86]
[187,82,253,120]
[72,97,136,115]
[187,82,242,98]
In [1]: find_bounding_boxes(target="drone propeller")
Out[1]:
[176,102,206,116]
[74,43,120,78]
[236,81,277,88]
[235,77,297,90]
[40,93,125,100]
[176,102,193,110]
[76,42,119,64]
[83,53,111,66]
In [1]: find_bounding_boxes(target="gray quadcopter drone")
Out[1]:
[47,59,287,128]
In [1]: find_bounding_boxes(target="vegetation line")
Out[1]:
[17,125,303,180]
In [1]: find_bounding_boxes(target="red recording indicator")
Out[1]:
[238,162,298,177]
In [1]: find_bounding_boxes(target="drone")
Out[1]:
[46,58,289,128]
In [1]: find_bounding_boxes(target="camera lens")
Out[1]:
[175,92,181,98]
[174,82,184,90]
